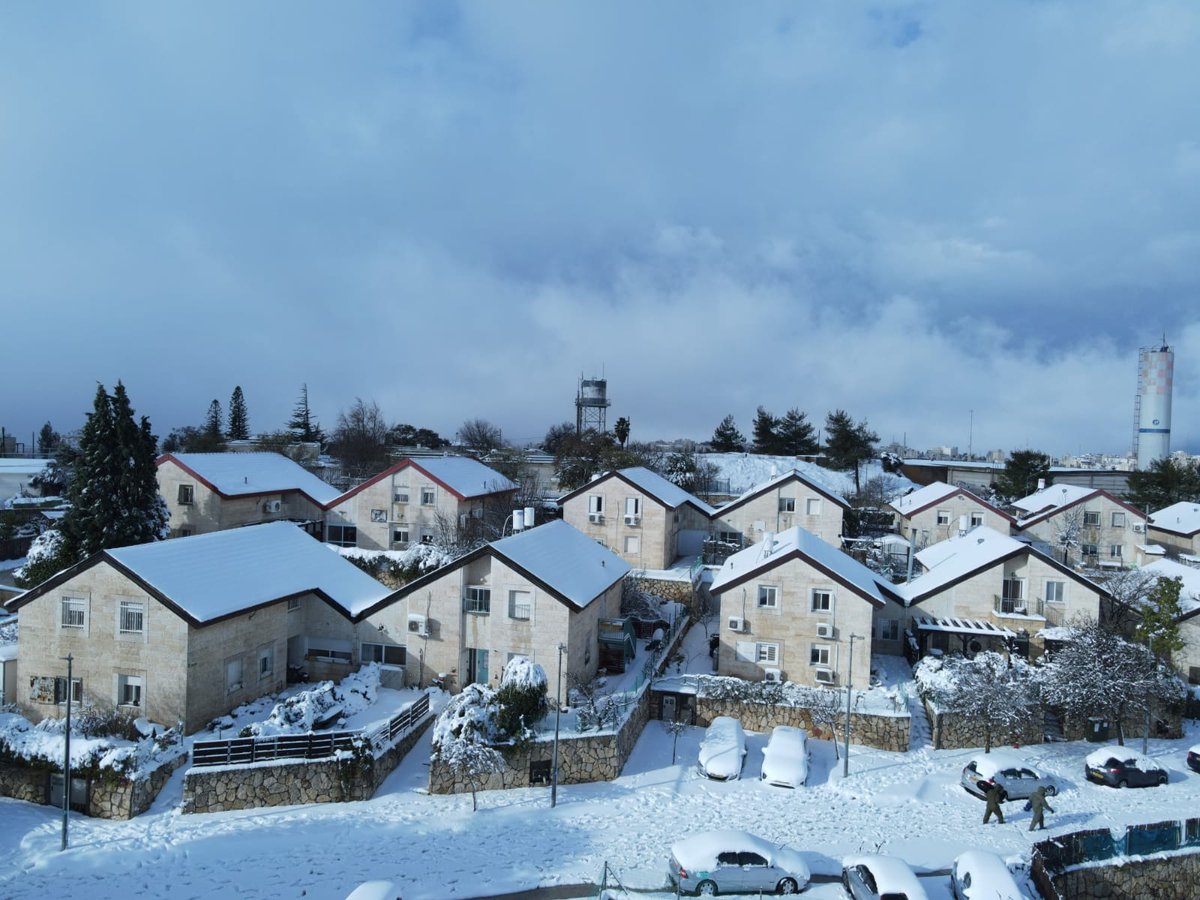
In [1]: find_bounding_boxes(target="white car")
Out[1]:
[697,716,746,780]
[760,725,809,788]
[951,850,1026,899]
[843,854,929,900]
[668,829,811,896]
[961,751,1055,802]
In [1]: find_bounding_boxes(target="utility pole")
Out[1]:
[61,653,73,851]
[843,634,863,778]
[551,643,565,808]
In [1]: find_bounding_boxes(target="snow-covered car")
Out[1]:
[1084,746,1168,788]
[842,854,929,900]
[960,751,1055,802]
[1186,744,1200,774]
[344,881,400,900]
[760,725,809,788]
[697,716,746,780]
[668,829,810,896]
[950,850,1025,899]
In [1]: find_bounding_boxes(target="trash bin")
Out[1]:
[1087,717,1110,742]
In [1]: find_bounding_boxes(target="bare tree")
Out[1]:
[1051,506,1086,567]
[457,418,504,455]
[329,398,390,479]
[916,652,1040,752]
[1098,568,1158,633]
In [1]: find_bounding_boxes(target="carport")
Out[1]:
[910,615,1015,659]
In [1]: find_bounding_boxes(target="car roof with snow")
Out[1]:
[968,751,1037,778]
[843,854,928,898]
[670,830,777,868]
[953,851,1022,897]
[1085,746,1161,768]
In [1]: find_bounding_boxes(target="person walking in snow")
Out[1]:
[1028,785,1054,831]
[983,783,1005,824]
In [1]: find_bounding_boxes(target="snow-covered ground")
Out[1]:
[1,625,1197,900]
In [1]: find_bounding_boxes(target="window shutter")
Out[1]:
[735,641,756,662]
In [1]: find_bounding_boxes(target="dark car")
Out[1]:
[1084,745,1168,788]
[1187,744,1200,774]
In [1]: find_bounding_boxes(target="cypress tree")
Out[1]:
[227,386,249,440]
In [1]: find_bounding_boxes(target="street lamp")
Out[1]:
[550,642,566,808]
[842,634,863,778]
[61,653,73,852]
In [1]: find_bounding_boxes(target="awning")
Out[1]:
[912,615,1014,638]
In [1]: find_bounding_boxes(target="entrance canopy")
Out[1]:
[912,615,1014,638]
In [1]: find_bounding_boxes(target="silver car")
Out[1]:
[668,830,810,896]
[961,752,1056,802]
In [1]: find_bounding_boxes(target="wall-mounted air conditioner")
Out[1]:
[815,667,835,685]
[763,668,783,684]
[407,614,429,637]
[816,623,835,639]
[264,500,282,513]
[588,512,603,524]
[624,514,640,526]
[1133,523,1145,534]
[727,616,746,633]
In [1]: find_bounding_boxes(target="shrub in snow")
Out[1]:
[494,656,549,741]
[0,711,182,781]
[13,528,65,588]
[915,651,1040,751]
[335,543,456,586]
[431,683,504,810]
[243,664,381,738]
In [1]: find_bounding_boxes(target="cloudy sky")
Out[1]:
[4,2,1199,459]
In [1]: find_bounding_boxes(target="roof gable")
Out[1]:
[158,452,340,505]
[714,468,850,517]
[558,467,716,516]
[889,481,1012,523]
[327,456,516,509]
[1013,485,1145,529]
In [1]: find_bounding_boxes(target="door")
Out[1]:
[466,647,489,686]
[662,695,677,722]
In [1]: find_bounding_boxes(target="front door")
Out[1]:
[466,647,489,686]
[662,695,677,722]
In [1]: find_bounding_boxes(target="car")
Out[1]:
[960,751,1056,802]
[842,854,929,900]
[950,850,1025,899]
[668,829,811,896]
[344,881,400,900]
[1084,745,1168,788]
[697,716,746,780]
[1187,744,1200,774]
[760,725,809,788]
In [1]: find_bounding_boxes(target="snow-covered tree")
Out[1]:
[1135,576,1185,662]
[14,529,65,588]
[915,651,1040,751]
[287,383,324,445]
[226,386,249,441]
[431,683,504,810]
[1099,567,1159,632]
[1051,505,1086,567]
[709,414,746,453]
[494,656,549,740]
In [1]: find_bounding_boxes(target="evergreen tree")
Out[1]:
[710,414,746,453]
[993,449,1051,503]
[1135,576,1186,661]
[614,416,631,448]
[287,384,324,445]
[204,399,223,443]
[752,406,780,454]
[823,409,879,494]
[1125,457,1200,512]
[59,383,169,562]
[776,408,819,456]
[227,386,249,440]
[37,422,61,456]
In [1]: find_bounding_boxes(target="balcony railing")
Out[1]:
[993,595,1045,618]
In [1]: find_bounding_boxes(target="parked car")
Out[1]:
[950,850,1025,899]
[668,829,810,896]
[760,725,809,788]
[1084,746,1168,788]
[960,751,1056,802]
[842,855,929,900]
[344,881,400,900]
[1187,744,1200,774]
[698,716,746,780]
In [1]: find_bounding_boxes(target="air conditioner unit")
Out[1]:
[816,623,835,639]
[727,616,746,633]
[763,668,783,684]
[407,614,429,637]
[1133,523,1145,534]
[588,512,603,524]
[624,514,640,526]
[264,500,282,513]
[815,667,836,685]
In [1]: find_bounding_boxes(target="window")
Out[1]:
[970,512,984,527]
[1045,581,1065,603]
[465,586,491,614]
[1082,543,1099,558]
[420,487,436,506]
[806,498,822,516]
[1112,511,1126,528]
[1083,510,1101,527]
[178,528,193,538]
[177,484,194,505]
[810,644,831,666]
[226,657,244,694]
[624,497,641,517]
[394,486,409,504]
[117,674,143,708]
[325,524,358,547]
[878,619,899,641]
[60,597,87,630]
[392,526,410,548]
[811,589,833,612]
[587,495,604,515]
[118,600,145,636]
[757,585,779,608]
[420,529,435,544]
[258,644,275,680]
[624,535,640,554]
[936,509,950,525]
[716,530,742,546]
[287,597,302,612]
[55,676,82,704]
[361,642,406,667]
[307,641,352,662]
[30,676,82,705]
[778,497,796,513]
[508,590,532,620]
[1109,544,1123,558]
[756,642,779,664]
[370,508,387,523]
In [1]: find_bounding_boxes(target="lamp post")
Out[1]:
[842,634,863,778]
[61,653,73,852]
[551,642,565,808]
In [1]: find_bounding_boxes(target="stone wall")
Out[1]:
[639,577,695,607]
[1060,708,1183,742]
[0,762,49,804]
[0,753,186,820]
[1049,848,1200,899]
[182,716,431,814]
[925,700,1043,750]
[694,696,910,752]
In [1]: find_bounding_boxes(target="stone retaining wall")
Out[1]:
[1061,708,1183,742]
[694,697,910,752]
[181,715,431,814]
[0,753,187,820]
[0,762,49,805]
[925,700,1043,750]
[1050,848,1200,899]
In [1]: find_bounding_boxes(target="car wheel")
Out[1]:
[696,880,718,897]
[777,877,798,894]
[1158,773,1168,785]
[1045,785,1057,797]
[1117,778,1128,789]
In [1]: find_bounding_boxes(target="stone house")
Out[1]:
[709,526,904,689]
[709,468,849,551]
[888,481,1013,548]
[558,467,714,569]
[156,452,339,538]
[5,522,392,733]
[373,520,630,700]
[1147,501,1200,558]
[1135,558,1200,690]
[894,526,1110,660]
[323,456,517,551]
[1011,483,1147,569]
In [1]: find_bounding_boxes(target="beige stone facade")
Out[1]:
[1015,491,1147,568]
[711,474,847,549]
[892,491,1012,548]
[1146,524,1200,556]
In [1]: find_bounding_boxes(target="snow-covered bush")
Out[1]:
[431,682,505,810]
[243,664,381,738]
[915,651,1040,751]
[335,544,455,586]
[494,656,548,740]
[13,528,65,588]
[0,711,182,780]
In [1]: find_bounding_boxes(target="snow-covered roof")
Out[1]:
[713,468,849,516]
[330,456,517,508]
[896,527,1028,605]
[0,458,50,474]
[710,526,895,607]
[1012,482,1095,516]
[490,520,631,608]
[888,481,1009,521]
[613,467,716,515]
[15,522,391,624]
[160,452,341,504]
[1137,558,1200,617]
[1149,501,1200,536]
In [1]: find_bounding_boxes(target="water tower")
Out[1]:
[575,375,611,434]
[1133,342,1173,470]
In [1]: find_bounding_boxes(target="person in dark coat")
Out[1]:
[983,783,1005,824]
[1028,785,1055,831]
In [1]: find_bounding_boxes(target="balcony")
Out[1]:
[993,594,1044,618]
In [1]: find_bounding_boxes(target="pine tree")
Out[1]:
[776,408,818,456]
[710,414,746,453]
[205,399,223,441]
[37,422,61,456]
[752,407,780,454]
[1125,457,1200,511]
[227,386,249,440]
[288,384,324,445]
[824,409,879,494]
[1135,576,1186,661]
[994,449,1052,503]
[59,383,169,562]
